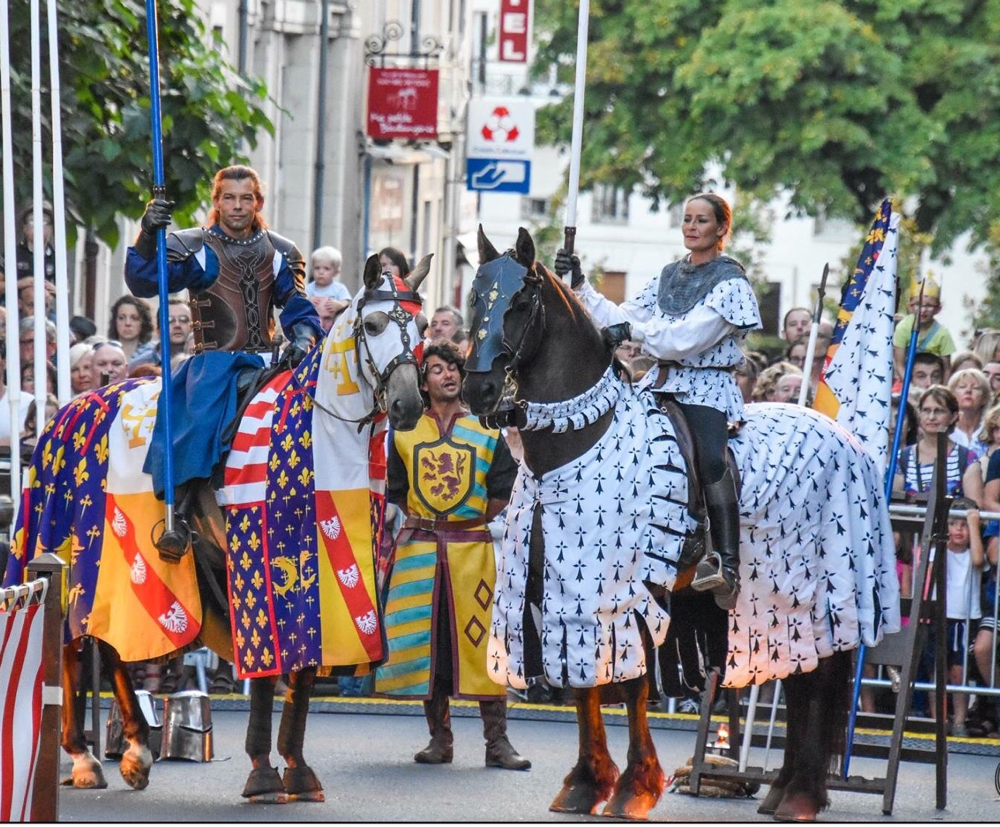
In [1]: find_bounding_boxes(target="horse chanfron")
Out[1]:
[463,225,541,416]
[354,252,431,431]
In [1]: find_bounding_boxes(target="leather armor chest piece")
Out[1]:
[190,230,276,353]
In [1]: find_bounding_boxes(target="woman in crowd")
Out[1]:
[975,404,1000,482]
[948,368,992,455]
[783,338,807,373]
[108,295,155,363]
[69,342,95,396]
[893,384,983,506]
[972,329,1000,370]
[378,247,411,278]
[951,350,984,375]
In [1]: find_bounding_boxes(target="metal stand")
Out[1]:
[685,433,952,815]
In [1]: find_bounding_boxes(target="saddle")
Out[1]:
[654,394,741,575]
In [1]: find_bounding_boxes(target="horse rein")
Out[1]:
[495,268,546,409]
[293,276,423,431]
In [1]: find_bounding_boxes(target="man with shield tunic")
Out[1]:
[123,165,323,545]
[376,339,530,771]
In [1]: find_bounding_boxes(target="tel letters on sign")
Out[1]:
[498,0,531,63]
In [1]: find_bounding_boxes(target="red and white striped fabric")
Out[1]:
[216,377,285,508]
[0,582,47,823]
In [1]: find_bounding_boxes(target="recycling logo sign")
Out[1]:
[467,98,534,193]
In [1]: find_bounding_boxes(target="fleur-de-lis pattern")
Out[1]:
[6,379,148,639]
[222,349,387,679]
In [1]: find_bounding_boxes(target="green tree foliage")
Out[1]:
[968,221,1000,333]
[533,0,1000,255]
[2,0,271,246]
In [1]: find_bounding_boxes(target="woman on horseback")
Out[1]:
[554,193,761,608]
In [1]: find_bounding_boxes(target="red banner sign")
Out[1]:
[367,67,439,140]
[499,0,531,63]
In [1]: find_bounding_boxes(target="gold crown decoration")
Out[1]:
[908,271,941,302]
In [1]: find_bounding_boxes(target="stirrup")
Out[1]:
[691,551,728,592]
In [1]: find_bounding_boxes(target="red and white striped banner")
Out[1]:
[0,581,47,823]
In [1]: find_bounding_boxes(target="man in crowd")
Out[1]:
[428,305,465,343]
[124,164,322,547]
[781,306,812,343]
[376,339,530,771]
[129,299,194,373]
[19,317,57,366]
[982,361,1000,399]
[910,352,946,390]
[91,341,129,386]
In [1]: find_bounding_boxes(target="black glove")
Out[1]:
[133,198,174,258]
[141,198,174,234]
[553,249,585,288]
[279,330,314,370]
[603,322,633,351]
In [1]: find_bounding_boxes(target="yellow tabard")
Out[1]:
[376,413,504,699]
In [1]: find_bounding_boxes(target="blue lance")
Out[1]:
[842,274,923,776]
[144,0,186,557]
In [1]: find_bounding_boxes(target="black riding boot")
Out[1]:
[414,680,453,764]
[692,466,741,610]
[480,699,531,770]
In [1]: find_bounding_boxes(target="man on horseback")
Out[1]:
[376,339,530,771]
[555,193,761,608]
[124,165,323,547]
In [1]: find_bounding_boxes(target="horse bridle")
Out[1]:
[296,274,423,429]
[502,272,545,380]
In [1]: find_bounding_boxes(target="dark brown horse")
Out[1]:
[7,254,430,801]
[461,227,899,821]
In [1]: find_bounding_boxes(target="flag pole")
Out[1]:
[842,268,921,776]
[30,0,46,423]
[47,0,71,405]
[1,0,23,517]
[562,0,590,273]
[144,0,183,556]
[797,263,829,406]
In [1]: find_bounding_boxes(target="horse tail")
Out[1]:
[824,649,854,774]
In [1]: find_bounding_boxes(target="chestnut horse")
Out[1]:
[5,254,430,801]
[462,228,900,821]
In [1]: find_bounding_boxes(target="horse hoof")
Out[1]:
[282,766,325,803]
[601,791,657,821]
[120,745,153,790]
[242,766,287,804]
[246,791,290,805]
[549,784,604,815]
[757,784,785,815]
[68,755,108,789]
[773,791,819,822]
[63,771,108,789]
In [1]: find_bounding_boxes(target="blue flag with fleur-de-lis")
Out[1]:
[814,199,899,472]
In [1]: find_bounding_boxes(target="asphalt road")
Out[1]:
[57,699,1000,823]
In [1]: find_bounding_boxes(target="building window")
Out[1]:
[598,271,626,304]
[592,183,630,224]
[668,203,683,228]
[813,209,856,241]
[521,197,550,221]
[757,281,781,337]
